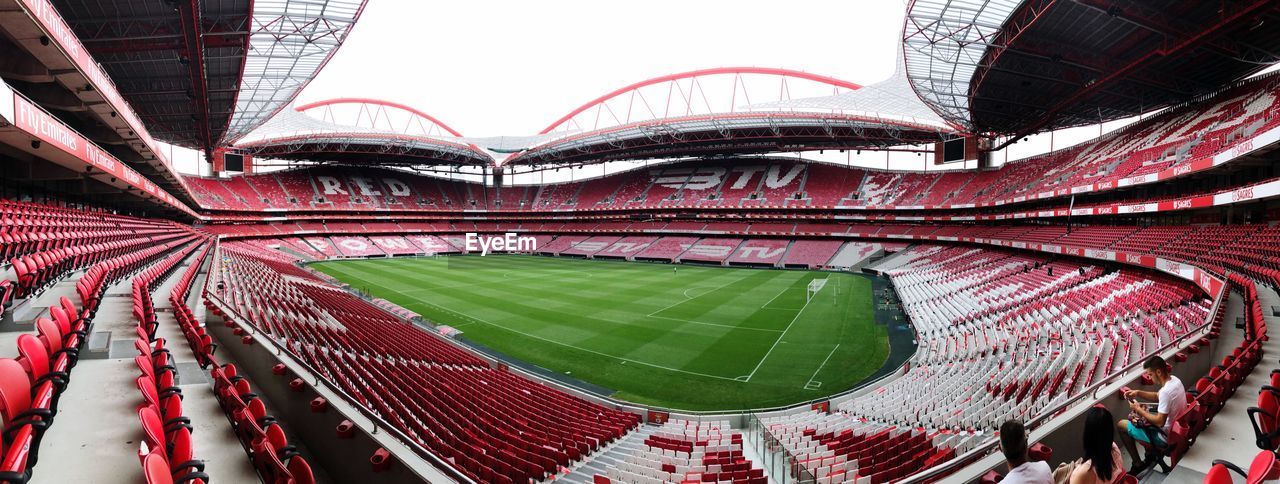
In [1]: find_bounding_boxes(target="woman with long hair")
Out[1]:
[1070,406,1126,484]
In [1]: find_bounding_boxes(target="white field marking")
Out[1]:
[804,344,841,389]
[429,300,739,381]
[646,314,783,333]
[647,274,749,317]
[337,259,776,381]
[744,285,818,382]
[375,260,783,336]
[760,278,801,308]
[369,280,745,382]
[348,259,691,323]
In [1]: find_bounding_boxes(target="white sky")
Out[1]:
[168,0,1276,180]
[295,0,906,137]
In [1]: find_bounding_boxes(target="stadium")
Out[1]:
[0,0,1277,483]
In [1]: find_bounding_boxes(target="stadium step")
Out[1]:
[556,424,660,483]
[25,248,253,482]
[1172,284,1280,479]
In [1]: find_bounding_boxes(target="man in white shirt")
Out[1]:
[1117,355,1187,474]
[999,420,1053,484]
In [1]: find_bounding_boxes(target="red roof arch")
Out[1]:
[295,98,466,137]
[538,67,863,134]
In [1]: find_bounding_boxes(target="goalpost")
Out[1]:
[806,278,829,303]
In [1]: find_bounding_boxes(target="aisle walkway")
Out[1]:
[1165,284,1280,483]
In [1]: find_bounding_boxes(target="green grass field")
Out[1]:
[311,255,887,411]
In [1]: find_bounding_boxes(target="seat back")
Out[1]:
[287,456,316,484]
[1252,390,1280,447]
[47,306,69,334]
[35,318,63,354]
[58,296,78,322]
[266,423,289,452]
[15,334,50,380]
[170,425,194,465]
[142,451,173,484]
[0,359,33,422]
[135,355,155,381]
[1248,450,1279,484]
[138,405,166,452]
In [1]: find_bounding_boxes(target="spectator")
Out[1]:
[1000,420,1052,484]
[1061,407,1125,484]
[1117,356,1186,474]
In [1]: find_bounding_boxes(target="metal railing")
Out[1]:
[899,279,1230,483]
[222,241,1229,484]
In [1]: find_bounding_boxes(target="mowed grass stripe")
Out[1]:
[326,259,758,373]
[311,255,887,411]
[323,256,774,372]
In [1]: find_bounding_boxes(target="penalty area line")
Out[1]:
[743,289,816,382]
[804,344,841,389]
[646,275,745,317]
[472,318,744,382]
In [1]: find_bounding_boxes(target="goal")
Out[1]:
[806,278,829,303]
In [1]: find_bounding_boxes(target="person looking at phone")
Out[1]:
[1115,356,1185,474]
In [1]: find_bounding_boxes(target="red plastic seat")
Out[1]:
[1250,389,1280,450]
[142,450,208,484]
[1207,451,1280,484]
[138,406,203,479]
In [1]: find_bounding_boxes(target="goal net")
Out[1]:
[806,278,829,303]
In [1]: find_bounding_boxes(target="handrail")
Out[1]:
[226,241,1227,483]
[899,276,1229,483]
[202,239,475,484]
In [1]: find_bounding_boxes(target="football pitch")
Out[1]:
[311,255,888,411]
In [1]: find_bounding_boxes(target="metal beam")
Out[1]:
[177,0,214,158]
[994,0,1277,149]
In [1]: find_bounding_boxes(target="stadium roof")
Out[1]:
[234,98,494,166]
[904,0,1280,139]
[49,0,366,154]
[742,54,957,131]
[228,67,957,168]
[501,67,958,167]
[501,112,953,167]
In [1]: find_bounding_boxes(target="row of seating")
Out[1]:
[181,74,1280,213]
[0,228,199,482]
[207,242,642,483]
[594,420,766,484]
[130,240,209,484]
[0,198,176,263]
[758,411,967,484]
[231,233,904,272]
[176,243,318,484]
[12,230,189,299]
[1205,450,1280,484]
[198,220,1272,283]
[746,245,1214,482]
